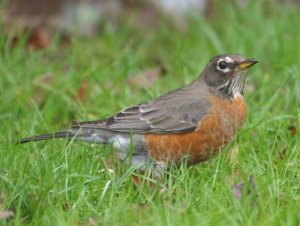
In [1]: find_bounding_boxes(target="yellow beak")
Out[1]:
[235,58,258,71]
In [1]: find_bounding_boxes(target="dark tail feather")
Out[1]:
[19,131,73,144]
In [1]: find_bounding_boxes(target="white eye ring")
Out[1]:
[217,58,231,73]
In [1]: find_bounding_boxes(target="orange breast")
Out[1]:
[144,96,246,165]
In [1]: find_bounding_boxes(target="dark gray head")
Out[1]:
[200,54,258,99]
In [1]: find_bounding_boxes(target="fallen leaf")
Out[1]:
[232,181,244,201]
[0,194,15,221]
[232,175,256,201]
[77,80,88,102]
[0,210,15,221]
[127,63,166,89]
[10,27,52,50]
[288,125,297,136]
[28,28,52,50]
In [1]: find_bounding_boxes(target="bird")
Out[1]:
[20,54,258,172]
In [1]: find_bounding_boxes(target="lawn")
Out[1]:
[0,1,299,225]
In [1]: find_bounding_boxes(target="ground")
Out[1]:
[0,1,299,225]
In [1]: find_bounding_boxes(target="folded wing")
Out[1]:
[73,87,211,134]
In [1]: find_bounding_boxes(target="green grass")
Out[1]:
[1,1,300,225]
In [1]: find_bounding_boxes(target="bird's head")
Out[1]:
[202,54,258,99]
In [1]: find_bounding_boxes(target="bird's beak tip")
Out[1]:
[236,58,259,70]
[248,58,259,64]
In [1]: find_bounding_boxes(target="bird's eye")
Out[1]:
[218,60,227,70]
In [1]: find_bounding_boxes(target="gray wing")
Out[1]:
[74,86,211,134]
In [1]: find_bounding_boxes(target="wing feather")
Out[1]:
[74,85,211,134]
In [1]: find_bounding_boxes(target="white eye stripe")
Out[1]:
[224,56,234,63]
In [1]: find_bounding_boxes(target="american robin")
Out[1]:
[20,54,258,171]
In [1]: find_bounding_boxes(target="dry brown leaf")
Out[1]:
[0,194,14,221]
[77,80,88,102]
[11,28,52,50]
[127,64,166,89]
[28,28,52,50]
[288,125,297,136]
[232,175,256,201]
[0,210,15,221]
